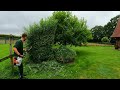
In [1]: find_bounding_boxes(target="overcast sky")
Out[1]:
[0,11,120,36]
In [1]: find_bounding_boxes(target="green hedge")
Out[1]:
[54,45,76,63]
[26,18,57,63]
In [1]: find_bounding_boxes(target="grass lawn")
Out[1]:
[0,44,13,79]
[0,44,10,58]
[0,44,120,79]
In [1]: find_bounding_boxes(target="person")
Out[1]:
[13,33,27,79]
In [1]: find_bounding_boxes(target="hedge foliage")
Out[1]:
[25,17,57,63]
[54,45,76,63]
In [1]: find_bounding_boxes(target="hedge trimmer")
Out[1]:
[23,46,32,56]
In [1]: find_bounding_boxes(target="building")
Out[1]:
[111,18,120,49]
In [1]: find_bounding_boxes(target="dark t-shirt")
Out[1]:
[13,39,23,57]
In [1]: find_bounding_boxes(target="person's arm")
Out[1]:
[13,47,23,57]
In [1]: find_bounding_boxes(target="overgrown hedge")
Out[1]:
[25,13,78,64]
[25,17,57,63]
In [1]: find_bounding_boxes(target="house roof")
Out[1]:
[111,18,120,38]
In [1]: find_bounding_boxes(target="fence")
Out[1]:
[0,34,20,74]
[0,36,19,44]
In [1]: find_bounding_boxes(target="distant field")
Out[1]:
[87,43,114,46]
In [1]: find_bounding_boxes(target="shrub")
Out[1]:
[101,37,110,43]
[25,17,57,63]
[54,45,76,63]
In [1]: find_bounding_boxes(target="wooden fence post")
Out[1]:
[5,37,6,44]
[9,34,14,74]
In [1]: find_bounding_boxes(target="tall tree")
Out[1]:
[103,15,120,38]
[103,15,120,44]
[91,25,104,42]
[52,11,91,46]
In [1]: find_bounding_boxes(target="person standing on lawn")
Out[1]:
[13,33,27,79]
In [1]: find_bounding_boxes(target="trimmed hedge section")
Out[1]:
[54,45,76,63]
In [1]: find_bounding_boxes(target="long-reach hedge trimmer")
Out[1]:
[23,46,32,56]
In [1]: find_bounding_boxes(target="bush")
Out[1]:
[101,37,110,43]
[54,45,76,63]
[110,38,116,45]
[25,17,57,63]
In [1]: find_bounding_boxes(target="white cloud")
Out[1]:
[72,11,120,28]
[0,11,120,35]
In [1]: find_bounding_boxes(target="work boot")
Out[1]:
[19,75,23,79]
[18,76,28,79]
[18,73,27,79]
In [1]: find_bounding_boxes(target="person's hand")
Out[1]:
[19,55,24,58]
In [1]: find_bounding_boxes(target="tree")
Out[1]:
[103,15,120,38]
[103,15,120,44]
[91,25,104,42]
[52,11,91,46]
[72,18,92,45]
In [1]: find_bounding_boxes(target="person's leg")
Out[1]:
[18,63,23,78]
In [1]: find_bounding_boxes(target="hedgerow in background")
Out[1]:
[25,17,57,63]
